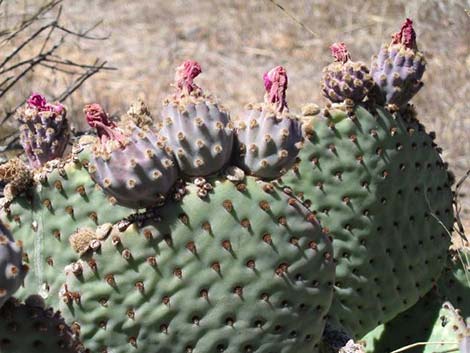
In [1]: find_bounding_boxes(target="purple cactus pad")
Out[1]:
[371,18,426,108]
[321,43,374,104]
[17,93,69,168]
[234,66,303,179]
[85,104,178,209]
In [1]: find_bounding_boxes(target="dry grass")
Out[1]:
[2,0,470,227]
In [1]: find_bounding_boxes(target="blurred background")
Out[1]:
[0,0,469,230]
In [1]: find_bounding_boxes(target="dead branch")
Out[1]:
[0,0,114,136]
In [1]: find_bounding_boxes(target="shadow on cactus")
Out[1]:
[362,251,470,353]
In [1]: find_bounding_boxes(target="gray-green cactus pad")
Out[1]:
[60,176,335,353]
[280,104,453,338]
[0,159,133,308]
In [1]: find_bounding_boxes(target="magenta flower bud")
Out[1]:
[174,60,202,95]
[263,66,288,113]
[27,93,47,110]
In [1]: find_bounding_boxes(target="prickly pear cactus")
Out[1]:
[321,43,374,104]
[234,66,304,179]
[83,104,178,209]
[16,94,70,168]
[280,103,453,338]
[59,176,335,353]
[0,158,133,309]
[362,253,470,353]
[0,295,82,352]
[159,60,234,176]
[371,19,426,109]
[0,222,27,308]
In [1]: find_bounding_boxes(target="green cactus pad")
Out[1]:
[0,159,133,308]
[280,103,453,338]
[362,254,470,353]
[59,176,335,353]
[0,295,82,352]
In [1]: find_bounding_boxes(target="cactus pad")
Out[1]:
[362,254,470,353]
[159,60,234,176]
[280,103,453,338]
[321,43,374,104]
[234,66,303,179]
[371,19,426,108]
[0,158,133,308]
[16,94,70,168]
[59,176,335,353]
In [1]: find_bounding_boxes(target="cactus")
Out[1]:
[280,100,453,338]
[58,176,335,352]
[362,253,470,353]
[0,222,27,308]
[234,66,304,179]
[0,158,133,309]
[0,295,82,352]
[159,60,234,176]
[84,103,179,209]
[0,25,457,351]
[2,90,334,351]
[16,93,70,169]
[371,19,426,109]
[279,26,452,338]
[321,43,375,104]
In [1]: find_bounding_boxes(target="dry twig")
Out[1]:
[0,0,114,139]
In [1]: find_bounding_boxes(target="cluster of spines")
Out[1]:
[0,158,33,203]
